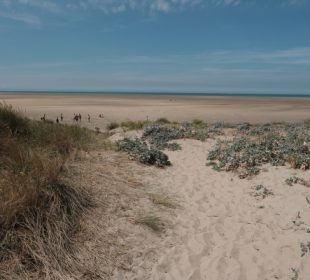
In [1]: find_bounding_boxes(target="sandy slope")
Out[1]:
[144,139,310,280]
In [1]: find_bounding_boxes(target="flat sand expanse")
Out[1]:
[1,94,310,130]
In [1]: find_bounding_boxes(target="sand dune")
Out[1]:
[141,139,310,280]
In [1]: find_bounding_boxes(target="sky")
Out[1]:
[0,0,310,94]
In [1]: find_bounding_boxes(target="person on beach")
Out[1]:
[60,113,63,121]
[56,117,59,124]
[88,114,91,122]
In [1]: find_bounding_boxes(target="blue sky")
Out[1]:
[0,0,310,94]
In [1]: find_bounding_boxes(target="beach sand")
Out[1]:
[1,94,310,131]
[1,94,310,279]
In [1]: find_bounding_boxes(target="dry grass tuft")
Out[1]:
[0,103,96,279]
[134,214,164,232]
[149,193,178,209]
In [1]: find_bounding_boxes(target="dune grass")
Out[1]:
[134,214,163,232]
[149,193,178,209]
[107,122,119,130]
[0,103,99,279]
[121,120,148,130]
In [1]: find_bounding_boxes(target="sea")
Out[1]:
[1,91,310,98]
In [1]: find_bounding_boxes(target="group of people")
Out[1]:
[41,113,93,124]
[73,113,91,123]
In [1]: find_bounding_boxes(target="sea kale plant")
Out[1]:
[117,138,171,167]
[207,126,310,178]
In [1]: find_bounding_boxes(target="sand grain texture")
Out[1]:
[145,139,310,280]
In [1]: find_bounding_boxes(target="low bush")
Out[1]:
[207,130,310,178]
[117,138,171,167]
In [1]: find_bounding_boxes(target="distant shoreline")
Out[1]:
[2,93,310,124]
[1,91,310,98]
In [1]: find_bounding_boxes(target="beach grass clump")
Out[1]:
[134,214,163,232]
[121,120,148,130]
[0,103,95,279]
[207,129,310,178]
[0,103,31,136]
[107,122,119,130]
[192,119,206,128]
[156,117,170,124]
[149,193,178,209]
[117,138,171,167]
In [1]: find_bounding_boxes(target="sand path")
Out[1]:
[147,139,310,280]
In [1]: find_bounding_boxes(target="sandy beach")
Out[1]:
[1,94,310,131]
[1,94,310,279]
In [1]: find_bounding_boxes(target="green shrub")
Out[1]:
[207,130,310,178]
[117,138,170,167]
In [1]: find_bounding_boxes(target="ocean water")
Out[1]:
[1,91,310,98]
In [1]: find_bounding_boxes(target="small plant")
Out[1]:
[107,122,119,130]
[192,119,206,128]
[285,176,309,187]
[251,184,274,199]
[121,120,148,130]
[290,268,299,280]
[134,214,163,232]
[300,242,310,257]
[149,193,178,209]
[156,117,170,124]
[117,138,171,167]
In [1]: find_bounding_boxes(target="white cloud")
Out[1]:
[0,0,307,26]
[0,10,40,25]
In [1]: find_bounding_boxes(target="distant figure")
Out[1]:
[73,114,79,122]
[40,114,46,121]
[56,117,59,124]
[99,114,104,118]
[60,113,63,121]
[78,113,82,122]
[88,114,91,122]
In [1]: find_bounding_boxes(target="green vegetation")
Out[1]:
[121,120,148,130]
[156,117,170,124]
[107,121,119,130]
[207,125,310,178]
[117,138,171,167]
[134,214,163,232]
[192,119,206,128]
[285,176,309,187]
[149,193,178,209]
[251,184,274,199]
